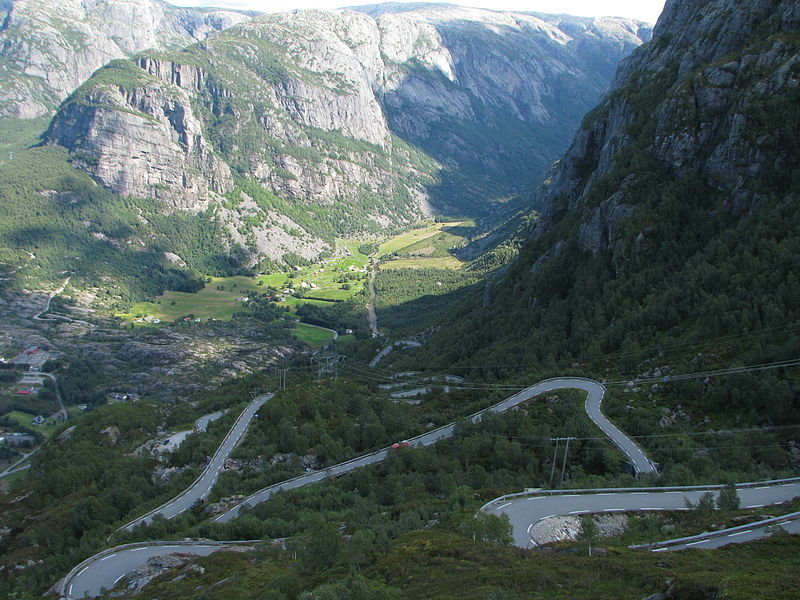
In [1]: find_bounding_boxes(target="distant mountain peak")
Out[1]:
[0,0,252,118]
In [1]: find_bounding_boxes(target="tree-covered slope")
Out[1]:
[410,0,800,416]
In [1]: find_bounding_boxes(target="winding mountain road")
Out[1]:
[64,542,231,599]
[59,377,798,599]
[118,394,272,532]
[32,277,70,322]
[195,410,225,432]
[582,380,657,475]
[482,479,800,548]
[216,378,646,522]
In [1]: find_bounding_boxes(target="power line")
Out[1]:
[341,356,800,393]
[375,322,800,371]
[605,358,800,386]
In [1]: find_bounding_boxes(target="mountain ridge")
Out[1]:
[38,4,651,269]
[405,0,799,377]
[0,0,253,118]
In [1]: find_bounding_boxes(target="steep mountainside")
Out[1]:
[41,5,650,268]
[415,0,799,386]
[0,0,252,118]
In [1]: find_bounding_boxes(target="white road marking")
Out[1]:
[540,514,555,520]
[68,584,73,595]
[727,530,752,537]
[131,548,147,552]
[652,547,670,552]
[569,510,589,515]
[642,507,665,511]
[527,524,534,534]
[497,502,511,510]
[755,486,770,490]
[527,497,544,501]
[746,504,765,508]
[603,508,625,512]
[99,554,116,561]
[687,540,709,546]
[114,574,126,584]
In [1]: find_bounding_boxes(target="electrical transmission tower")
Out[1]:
[310,353,341,380]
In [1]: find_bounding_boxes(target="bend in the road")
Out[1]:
[118,393,272,532]
[61,540,260,599]
[582,380,657,475]
[217,377,653,520]
[483,478,800,549]
[61,376,794,599]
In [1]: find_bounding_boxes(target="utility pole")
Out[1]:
[548,437,575,488]
[272,366,287,390]
[549,437,560,488]
[560,437,573,484]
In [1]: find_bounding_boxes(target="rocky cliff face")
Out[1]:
[538,0,800,260]
[43,4,650,265]
[420,0,800,380]
[45,59,234,210]
[0,0,251,118]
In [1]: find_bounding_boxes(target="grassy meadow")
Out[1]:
[3,410,60,439]
[112,222,475,342]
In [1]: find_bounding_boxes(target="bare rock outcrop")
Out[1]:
[0,0,251,118]
[528,513,629,546]
[42,5,651,263]
[45,64,233,209]
[538,0,800,253]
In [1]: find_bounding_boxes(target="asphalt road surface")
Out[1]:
[481,378,656,474]
[195,410,224,432]
[483,480,800,548]
[581,380,657,475]
[654,514,800,551]
[64,543,225,599]
[59,378,798,598]
[63,481,800,598]
[216,378,651,521]
[120,394,272,531]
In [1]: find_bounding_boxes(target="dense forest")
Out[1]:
[0,133,237,307]
[1,2,799,600]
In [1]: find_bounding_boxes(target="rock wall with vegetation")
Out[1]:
[0,0,252,118]
[41,5,650,268]
[414,0,800,442]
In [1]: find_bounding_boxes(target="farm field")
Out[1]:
[378,221,468,256]
[116,241,372,324]
[381,256,463,270]
[379,221,473,269]
[114,223,474,327]
[292,322,336,347]
[2,410,60,439]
